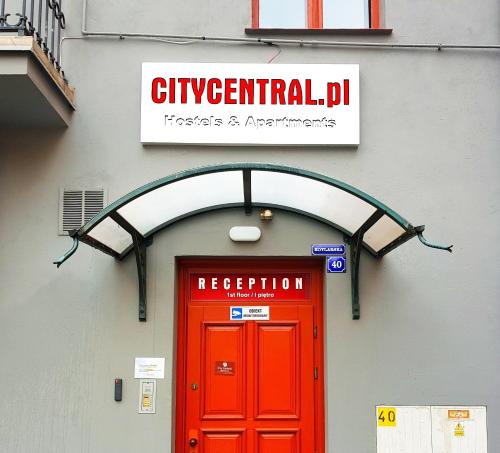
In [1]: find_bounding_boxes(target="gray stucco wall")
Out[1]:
[0,0,499,452]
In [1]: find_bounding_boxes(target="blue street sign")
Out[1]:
[327,256,346,273]
[230,307,243,320]
[311,244,346,256]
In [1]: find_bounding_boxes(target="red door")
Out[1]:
[176,259,325,453]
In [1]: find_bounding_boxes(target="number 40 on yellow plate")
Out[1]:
[378,407,397,427]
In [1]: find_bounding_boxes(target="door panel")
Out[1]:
[201,431,245,453]
[256,431,299,453]
[202,324,246,419]
[256,323,299,419]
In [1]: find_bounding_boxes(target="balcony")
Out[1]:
[0,0,75,127]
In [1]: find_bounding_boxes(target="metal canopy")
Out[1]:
[54,163,452,321]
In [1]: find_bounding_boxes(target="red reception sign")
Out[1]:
[190,273,310,301]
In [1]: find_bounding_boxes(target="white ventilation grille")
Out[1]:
[59,188,106,235]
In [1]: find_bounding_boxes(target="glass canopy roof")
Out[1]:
[71,163,421,259]
[54,163,452,321]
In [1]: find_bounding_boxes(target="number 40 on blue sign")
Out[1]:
[327,256,346,273]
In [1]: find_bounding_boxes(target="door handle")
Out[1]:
[189,438,198,447]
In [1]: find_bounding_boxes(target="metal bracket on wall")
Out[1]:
[110,212,151,321]
[349,232,363,320]
[243,169,252,215]
[347,210,385,320]
[134,237,147,321]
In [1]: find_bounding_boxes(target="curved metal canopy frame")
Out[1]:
[54,163,452,321]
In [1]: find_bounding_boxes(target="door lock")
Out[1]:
[189,438,198,447]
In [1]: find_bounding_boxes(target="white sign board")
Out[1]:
[230,306,270,320]
[134,357,165,379]
[141,63,359,145]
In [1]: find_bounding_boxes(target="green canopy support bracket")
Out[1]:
[349,210,385,319]
[110,212,145,241]
[80,235,121,259]
[134,237,147,322]
[243,169,252,215]
[350,232,363,320]
[110,212,148,321]
[377,228,420,257]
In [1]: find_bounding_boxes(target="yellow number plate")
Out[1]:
[378,407,397,427]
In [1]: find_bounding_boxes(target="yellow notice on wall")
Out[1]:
[454,423,465,437]
[378,407,397,427]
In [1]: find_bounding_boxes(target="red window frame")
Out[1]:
[252,0,380,29]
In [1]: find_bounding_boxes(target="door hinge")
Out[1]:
[314,367,318,379]
[313,325,318,338]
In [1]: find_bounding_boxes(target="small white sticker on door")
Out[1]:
[230,306,270,320]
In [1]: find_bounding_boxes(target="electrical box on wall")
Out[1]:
[377,406,432,453]
[376,406,487,453]
[431,406,488,453]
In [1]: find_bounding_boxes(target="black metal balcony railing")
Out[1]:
[0,0,66,79]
